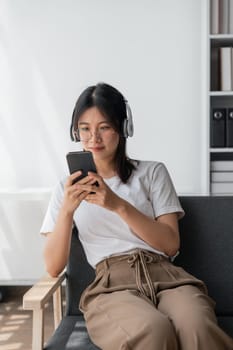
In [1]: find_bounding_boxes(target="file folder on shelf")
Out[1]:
[210,108,226,147]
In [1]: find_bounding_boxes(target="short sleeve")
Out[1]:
[40,179,65,234]
[149,163,184,220]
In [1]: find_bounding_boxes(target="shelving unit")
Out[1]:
[208,0,233,195]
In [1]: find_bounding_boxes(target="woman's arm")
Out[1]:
[115,200,180,256]
[43,171,95,277]
[82,173,180,257]
[43,208,74,277]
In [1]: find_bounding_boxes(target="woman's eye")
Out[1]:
[100,125,110,130]
[79,127,89,132]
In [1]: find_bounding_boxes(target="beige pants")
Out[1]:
[80,249,233,350]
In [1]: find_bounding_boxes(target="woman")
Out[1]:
[41,83,233,350]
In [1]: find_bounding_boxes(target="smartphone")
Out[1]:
[66,151,97,184]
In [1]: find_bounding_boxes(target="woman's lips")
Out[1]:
[89,147,105,152]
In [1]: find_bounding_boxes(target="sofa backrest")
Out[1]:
[65,225,95,316]
[65,196,233,318]
[176,196,233,317]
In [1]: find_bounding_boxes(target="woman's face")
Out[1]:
[77,107,120,163]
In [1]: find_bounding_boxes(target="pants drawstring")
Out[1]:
[127,249,157,305]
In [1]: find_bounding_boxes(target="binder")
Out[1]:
[226,108,233,147]
[210,108,226,147]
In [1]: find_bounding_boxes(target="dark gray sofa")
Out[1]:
[42,196,233,349]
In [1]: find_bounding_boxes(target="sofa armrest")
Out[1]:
[23,273,66,350]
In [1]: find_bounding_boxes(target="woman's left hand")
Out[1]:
[76,172,123,212]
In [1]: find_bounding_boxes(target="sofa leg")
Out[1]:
[53,285,63,329]
[32,308,44,350]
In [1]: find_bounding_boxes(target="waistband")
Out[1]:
[96,249,168,273]
[95,249,169,305]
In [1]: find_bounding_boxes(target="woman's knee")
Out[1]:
[134,313,178,348]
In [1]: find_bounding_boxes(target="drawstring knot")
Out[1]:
[127,250,157,305]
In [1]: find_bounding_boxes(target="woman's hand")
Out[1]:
[77,172,124,212]
[62,171,98,214]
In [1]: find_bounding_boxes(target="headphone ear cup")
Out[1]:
[70,107,80,142]
[124,102,134,137]
[123,119,128,138]
[127,116,134,137]
[72,129,80,142]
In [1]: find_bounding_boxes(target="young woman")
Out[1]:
[41,83,233,350]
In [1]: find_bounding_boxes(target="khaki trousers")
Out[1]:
[80,249,233,350]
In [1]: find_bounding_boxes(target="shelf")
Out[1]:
[210,91,233,96]
[210,35,233,46]
[210,34,233,39]
[208,1,233,195]
[210,148,233,152]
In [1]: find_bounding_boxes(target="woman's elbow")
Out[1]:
[45,263,62,278]
[165,234,180,257]
[43,252,63,277]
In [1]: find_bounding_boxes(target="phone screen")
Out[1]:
[66,151,97,184]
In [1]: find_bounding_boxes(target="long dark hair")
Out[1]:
[70,83,136,183]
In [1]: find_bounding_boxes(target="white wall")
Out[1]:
[0,0,207,282]
[0,0,206,194]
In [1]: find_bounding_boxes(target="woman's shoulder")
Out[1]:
[132,159,167,175]
[50,176,67,197]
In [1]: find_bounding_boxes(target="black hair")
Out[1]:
[70,82,136,183]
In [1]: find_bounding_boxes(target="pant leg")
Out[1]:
[84,289,178,350]
[157,285,233,350]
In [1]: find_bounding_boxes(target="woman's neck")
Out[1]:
[95,159,117,179]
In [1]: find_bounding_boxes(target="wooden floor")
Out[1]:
[0,286,61,350]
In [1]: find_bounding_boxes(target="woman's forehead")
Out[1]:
[78,107,109,123]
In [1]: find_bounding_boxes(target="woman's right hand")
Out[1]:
[62,171,96,214]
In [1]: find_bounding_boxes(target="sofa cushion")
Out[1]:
[44,316,100,350]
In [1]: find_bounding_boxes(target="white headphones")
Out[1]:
[70,100,134,142]
[123,101,134,138]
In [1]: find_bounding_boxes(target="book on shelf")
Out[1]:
[211,171,233,182]
[220,47,232,91]
[210,0,219,34]
[230,0,233,33]
[211,160,233,171]
[232,48,233,91]
[211,182,233,194]
[219,0,229,34]
[210,0,232,34]
[211,47,220,91]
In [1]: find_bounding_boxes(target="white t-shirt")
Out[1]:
[40,161,184,267]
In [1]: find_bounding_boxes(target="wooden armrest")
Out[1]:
[23,273,65,310]
[23,273,66,350]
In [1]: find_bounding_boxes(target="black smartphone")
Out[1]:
[66,151,97,184]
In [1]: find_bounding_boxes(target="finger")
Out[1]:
[76,183,97,193]
[66,171,82,186]
[87,172,104,185]
[76,190,89,201]
[77,175,96,185]
[85,193,97,203]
